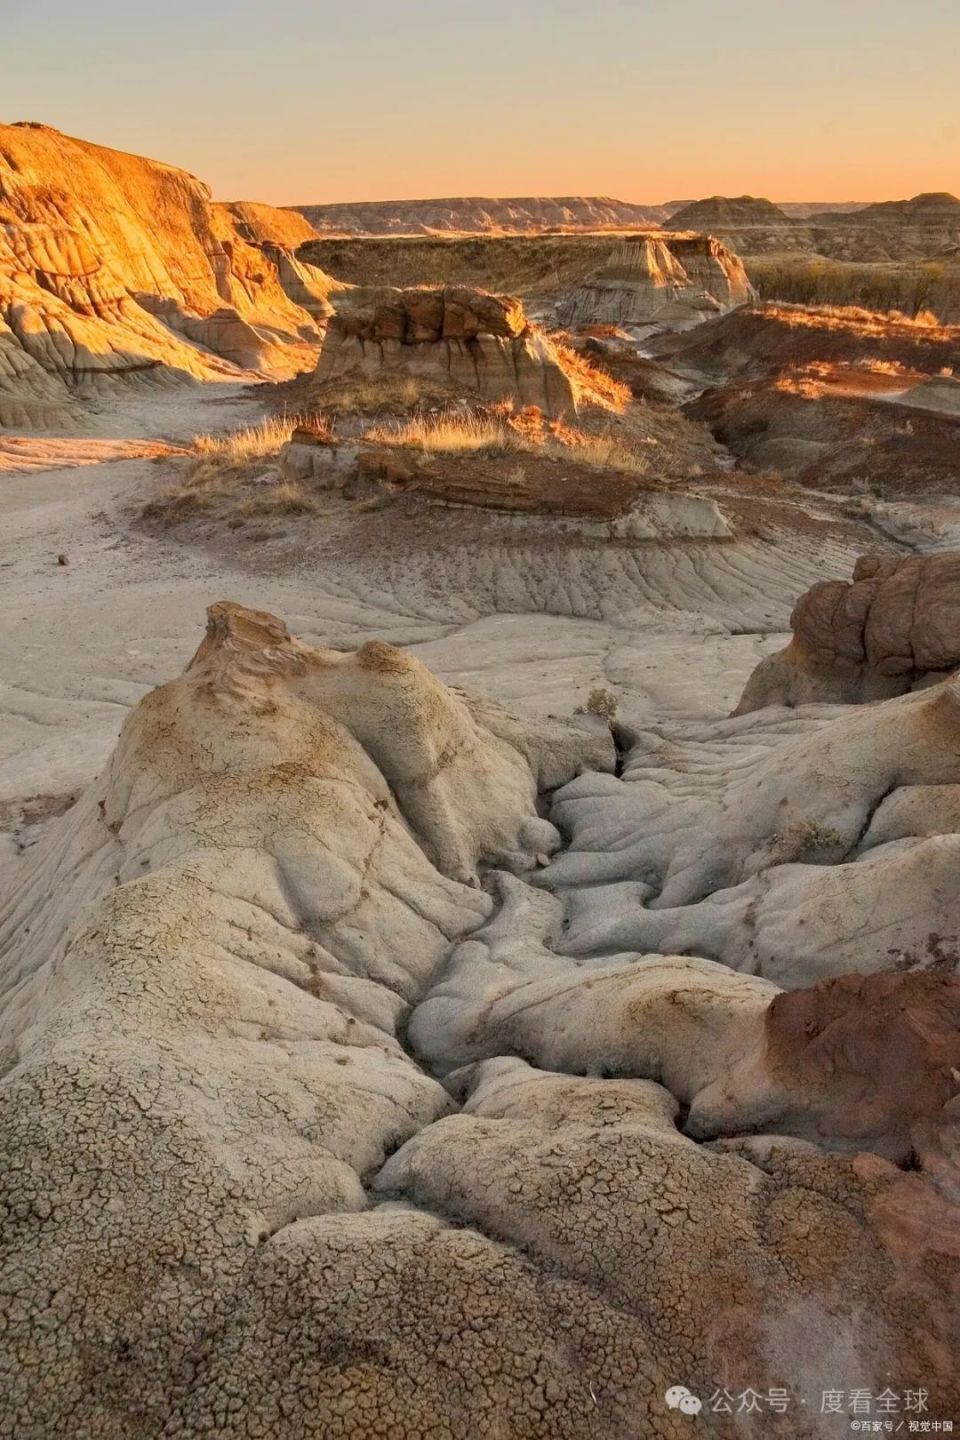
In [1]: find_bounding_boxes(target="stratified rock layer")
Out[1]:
[0,123,327,427]
[554,234,754,331]
[313,284,582,414]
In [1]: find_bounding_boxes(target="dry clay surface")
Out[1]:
[0,382,878,823]
[2,599,960,1440]
[3,382,960,1434]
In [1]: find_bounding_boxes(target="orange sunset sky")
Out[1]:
[5,0,958,206]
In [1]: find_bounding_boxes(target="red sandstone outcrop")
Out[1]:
[736,551,960,710]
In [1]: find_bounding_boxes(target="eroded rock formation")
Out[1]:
[554,234,754,331]
[736,551,960,710]
[313,284,584,413]
[3,602,960,1436]
[0,123,329,427]
[291,194,671,234]
[0,601,616,1436]
[540,675,960,985]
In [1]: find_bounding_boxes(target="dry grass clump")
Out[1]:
[771,817,847,862]
[364,411,523,456]
[236,482,316,517]
[364,403,653,475]
[188,414,326,483]
[141,413,326,524]
[552,339,631,411]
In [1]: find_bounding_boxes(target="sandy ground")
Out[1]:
[2,376,897,841]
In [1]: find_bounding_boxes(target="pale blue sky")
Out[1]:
[3,0,958,204]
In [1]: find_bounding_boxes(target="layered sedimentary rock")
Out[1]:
[554,234,754,331]
[4,601,960,1437]
[670,196,794,229]
[291,194,670,234]
[313,284,583,413]
[0,123,324,427]
[221,199,319,249]
[677,191,960,263]
[279,431,730,529]
[298,230,756,321]
[736,551,960,710]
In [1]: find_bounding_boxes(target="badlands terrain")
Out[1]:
[2,123,960,1438]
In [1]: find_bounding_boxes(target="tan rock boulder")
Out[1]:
[735,551,960,711]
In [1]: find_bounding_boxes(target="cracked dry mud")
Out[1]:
[2,587,959,1440]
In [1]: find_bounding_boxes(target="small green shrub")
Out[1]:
[576,687,619,721]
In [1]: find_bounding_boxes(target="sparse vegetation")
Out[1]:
[364,405,653,475]
[575,687,619,721]
[747,256,960,324]
[235,482,316,517]
[191,416,308,476]
[552,340,631,411]
[141,414,325,524]
[771,817,847,861]
[364,412,524,456]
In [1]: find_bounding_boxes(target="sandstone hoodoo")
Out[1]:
[0,123,332,428]
[313,283,587,414]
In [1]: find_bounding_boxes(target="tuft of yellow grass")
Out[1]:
[236,481,316,517]
[364,412,523,455]
[192,416,298,462]
[187,414,328,483]
[364,406,652,475]
[552,340,631,411]
[142,413,327,524]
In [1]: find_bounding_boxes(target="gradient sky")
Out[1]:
[3,0,958,205]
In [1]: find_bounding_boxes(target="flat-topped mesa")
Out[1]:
[290,193,669,235]
[314,283,583,414]
[554,232,754,331]
[0,123,330,426]
[735,551,960,711]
